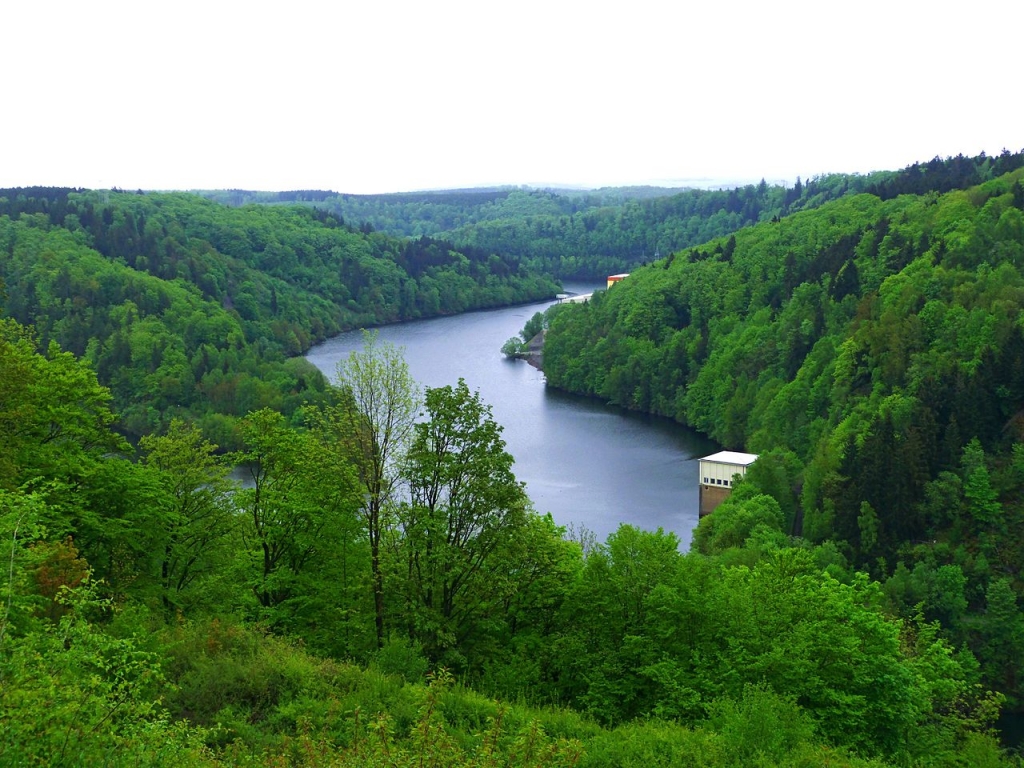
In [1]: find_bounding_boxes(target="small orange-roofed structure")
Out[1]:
[606,273,629,289]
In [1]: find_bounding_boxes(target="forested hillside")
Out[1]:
[206,151,1024,281]
[541,167,1024,720]
[0,188,557,443]
[446,152,1024,279]
[207,179,857,280]
[1,318,1015,766]
[197,185,693,238]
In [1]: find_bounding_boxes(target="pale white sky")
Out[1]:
[5,0,1022,194]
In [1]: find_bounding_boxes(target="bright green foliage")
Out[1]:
[741,448,803,533]
[857,501,880,560]
[691,485,786,555]
[884,560,970,635]
[237,409,319,611]
[501,336,526,357]
[545,532,1003,762]
[555,526,684,722]
[0,488,50,641]
[329,331,420,650]
[0,318,124,489]
[703,560,915,754]
[0,580,216,767]
[962,438,1003,531]
[540,168,1024,717]
[324,669,585,768]
[235,409,364,648]
[706,683,815,767]
[501,311,546,358]
[159,618,592,766]
[521,310,546,341]
[138,419,238,612]
[0,318,167,599]
[473,511,582,699]
[543,170,1024,479]
[401,379,529,665]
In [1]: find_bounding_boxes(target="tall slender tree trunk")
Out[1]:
[371,522,384,649]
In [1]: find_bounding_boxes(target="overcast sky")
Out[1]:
[5,1,1022,194]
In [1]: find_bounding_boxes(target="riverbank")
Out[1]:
[523,331,545,370]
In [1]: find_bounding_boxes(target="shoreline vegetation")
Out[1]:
[502,327,546,369]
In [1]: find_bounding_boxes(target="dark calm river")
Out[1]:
[304,285,718,549]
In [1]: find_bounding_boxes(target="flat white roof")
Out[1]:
[700,451,758,466]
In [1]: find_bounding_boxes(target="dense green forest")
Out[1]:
[1,318,1015,766]
[204,151,1024,280]
[0,188,557,444]
[539,167,1024,730]
[5,156,1024,765]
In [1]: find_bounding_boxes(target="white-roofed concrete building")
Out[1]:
[698,451,758,517]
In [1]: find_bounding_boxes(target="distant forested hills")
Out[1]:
[197,184,695,237]
[200,150,1024,280]
[0,188,557,443]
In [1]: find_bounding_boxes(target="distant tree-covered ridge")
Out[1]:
[197,184,695,236]
[0,188,557,443]
[202,150,1024,280]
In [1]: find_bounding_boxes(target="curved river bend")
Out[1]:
[305,285,718,549]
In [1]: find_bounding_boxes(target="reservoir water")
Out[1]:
[304,285,718,548]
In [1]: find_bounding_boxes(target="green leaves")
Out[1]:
[0,319,124,489]
[329,331,419,650]
[138,420,237,611]
[0,579,215,767]
[691,487,786,556]
[403,379,529,663]
[501,336,526,357]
